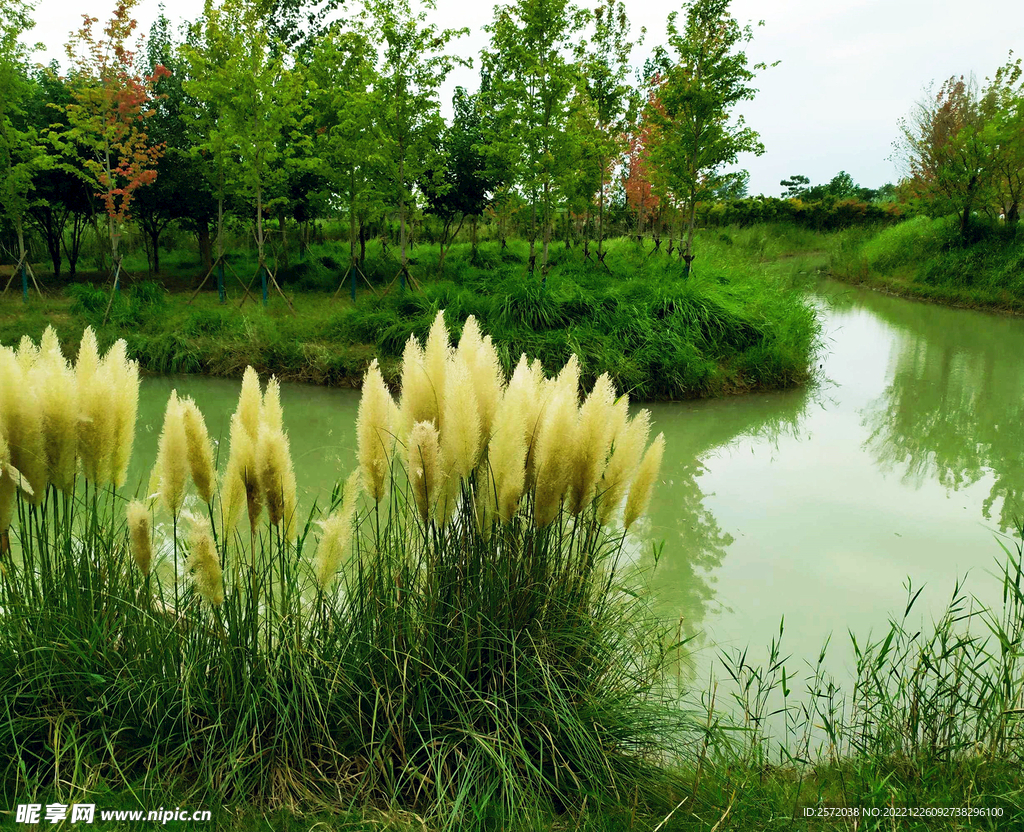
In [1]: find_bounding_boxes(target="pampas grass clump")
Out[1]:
[0,318,678,832]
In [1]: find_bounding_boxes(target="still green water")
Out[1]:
[129,280,1024,683]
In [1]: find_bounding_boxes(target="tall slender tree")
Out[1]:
[363,0,466,290]
[0,0,47,296]
[184,0,306,307]
[578,0,641,264]
[647,0,767,276]
[57,0,169,297]
[482,0,585,277]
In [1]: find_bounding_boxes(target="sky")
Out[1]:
[21,0,1024,197]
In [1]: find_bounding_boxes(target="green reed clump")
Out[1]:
[700,528,1024,825]
[0,319,691,829]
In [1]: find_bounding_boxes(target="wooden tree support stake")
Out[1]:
[2,256,43,301]
[238,260,296,315]
[333,259,377,301]
[101,257,124,326]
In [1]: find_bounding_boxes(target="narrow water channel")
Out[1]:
[128,280,1024,685]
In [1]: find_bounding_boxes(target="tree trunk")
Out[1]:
[683,197,698,278]
[278,208,289,269]
[197,223,213,274]
[541,180,551,277]
[597,153,605,261]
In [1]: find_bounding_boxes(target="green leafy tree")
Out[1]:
[0,0,47,293]
[780,173,810,198]
[422,87,497,269]
[136,11,216,275]
[363,0,467,288]
[984,54,1024,223]
[483,0,586,277]
[648,0,767,275]
[183,0,308,305]
[577,0,642,263]
[305,21,381,276]
[24,65,97,278]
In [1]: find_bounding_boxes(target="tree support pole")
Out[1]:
[102,257,123,326]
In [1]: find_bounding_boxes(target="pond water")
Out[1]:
[128,279,1024,688]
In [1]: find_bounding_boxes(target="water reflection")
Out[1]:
[635,387,811,659]
[857,292,1024,531]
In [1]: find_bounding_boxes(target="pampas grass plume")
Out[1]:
[568,374,616,515]
[185,512,223,606]
[181,398,216,504]
[0,428,15,532]
[126,500,153,576]
[313,469,361,588]
[262,376,283,433]
[36,329,78,492]
[408,421,440,525]
[238,366,262,443]
[104,339,140,488]
[220,414,251,533]
[154,391,188,517]
[357,359,395,503]
[597,408,649,526]
[423,310,450,431]
[532,384,578,527]
[398,334,432,438]
[440,355,480,483]
[0,347,47,502]
[258,425,297,534]
[623,432,665,531]
[487,361,531,523]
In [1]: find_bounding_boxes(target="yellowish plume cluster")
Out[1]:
[153,391,189,517]
[126,500,154,576]
[220,367,297,537]
[181,398,216,504]
[356,360,396,503]
[352,311,666,533]
[184,512,224,606]
[313,469,361,588]
[0,327,140,520]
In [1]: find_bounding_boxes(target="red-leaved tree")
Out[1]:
[57,0,168,273]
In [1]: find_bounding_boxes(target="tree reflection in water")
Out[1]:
[621,387,811,679]
[859,291,1024,531]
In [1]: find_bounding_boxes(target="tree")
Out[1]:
[57,0,169,291]
[780,173,809,198]
[623,108,659,242]
[305,20,380,281]
[483,0,585,277]
[985,54,1024,223]
[0,0,47,296]
[183,0,306,308]
[135,11,216,276]
[648,0,767,275]
[364,0,467,289]
[578,0,642,263]
[25,65,97,279]
[421,87,494,270]
[898,74,998,238]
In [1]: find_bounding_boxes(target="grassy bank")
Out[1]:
[828,216,1024,313]
[0,234,820,400]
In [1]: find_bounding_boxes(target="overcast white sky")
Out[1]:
[22,0,1024,196]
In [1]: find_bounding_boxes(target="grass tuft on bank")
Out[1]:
[829,216,1024,312]
[0,234,820,399]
